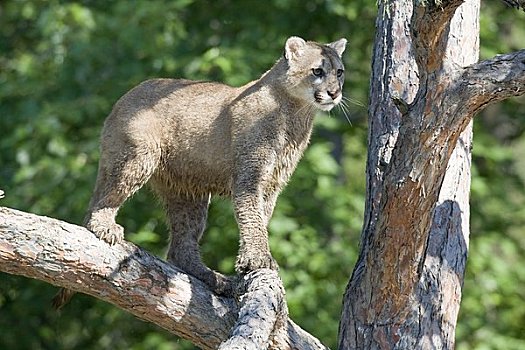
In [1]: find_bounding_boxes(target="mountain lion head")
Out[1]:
[284,36,347,111]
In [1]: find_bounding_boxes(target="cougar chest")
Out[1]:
[268,121,313,194]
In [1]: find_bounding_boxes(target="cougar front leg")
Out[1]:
[232,159,279,274]
[263,189,280,227]
[163,194,233,296]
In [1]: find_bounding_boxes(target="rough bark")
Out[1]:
[218,270,288,350]
[0,206,328,350]
[339,0,525,349]
[407,3,478,347]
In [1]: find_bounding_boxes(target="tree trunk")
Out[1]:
[410,4,478,346]
[339,0,525,349]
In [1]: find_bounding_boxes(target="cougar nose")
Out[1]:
[327,89,341,101]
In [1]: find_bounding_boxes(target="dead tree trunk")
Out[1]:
[339,0,525,349]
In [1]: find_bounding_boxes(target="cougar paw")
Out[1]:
[235,250,279,275]
[86,220,124,245]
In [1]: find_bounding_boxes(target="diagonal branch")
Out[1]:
[0,206,328,350]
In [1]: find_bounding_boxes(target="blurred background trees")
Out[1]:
[0,1,523,349]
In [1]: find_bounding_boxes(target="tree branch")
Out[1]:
[0,206,328,350]
[460,49,525,116]
[218,270,288,350]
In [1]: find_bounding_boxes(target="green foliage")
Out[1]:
[0,1,372,348]
[0,1,524,349]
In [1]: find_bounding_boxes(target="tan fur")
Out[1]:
[55,37,346,305]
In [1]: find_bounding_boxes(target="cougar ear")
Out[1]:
[328,38,347,57]
[285,36,306,61]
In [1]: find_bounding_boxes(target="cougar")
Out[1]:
[53,36,346,308]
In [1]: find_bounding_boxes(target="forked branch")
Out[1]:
[411,0,464,72]
[218,270,289,350]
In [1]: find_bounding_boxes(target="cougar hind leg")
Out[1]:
[85,137,161,245]
[161,193,234,296]
[53,137,161,310]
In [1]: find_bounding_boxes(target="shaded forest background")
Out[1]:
[0,1,524,349]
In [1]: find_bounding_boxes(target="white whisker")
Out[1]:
[342,96,365,108]
[338,100,353,126]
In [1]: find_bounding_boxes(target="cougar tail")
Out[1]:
[52,288,76,310]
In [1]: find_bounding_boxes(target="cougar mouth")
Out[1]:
[317,101,336,111]
[314,92,341,111]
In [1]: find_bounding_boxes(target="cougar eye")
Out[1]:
[312,68,324,77]
[337,69,344,78]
